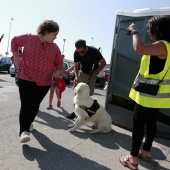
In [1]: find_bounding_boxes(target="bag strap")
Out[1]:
[161,65,170,81]
[91,47,101,70]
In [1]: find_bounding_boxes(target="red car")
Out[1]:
[105,73,109,81]
[104,69,109,81]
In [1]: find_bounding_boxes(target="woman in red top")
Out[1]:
[11,19,63,143]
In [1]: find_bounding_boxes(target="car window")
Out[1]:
[63,63,66,70]
[63,62,69,70]
[105,69,110,74]
[0,58,12,64]
[5,58,11,64]
[1,58,5,63]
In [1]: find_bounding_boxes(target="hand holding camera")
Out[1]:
[127,23,138,35]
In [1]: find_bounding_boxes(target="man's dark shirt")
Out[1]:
[74,46,103,74]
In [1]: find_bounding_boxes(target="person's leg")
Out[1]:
[136,107,159,162]
[19,79,37,136]
[120,104,150,167]
[130,104,147,157]
[77,71,87,84]
[88,74,97,96]
[19,79,50,136]
[131,104,159,157]
[47,84,55,109]
[49,87,55,105]
[15,68,19,85]
[142,108,159,152]
[56,87,61,107]
[31,84,50,122]
[130,104,159,159]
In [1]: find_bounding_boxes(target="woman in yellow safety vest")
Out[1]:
[120,16,170,170]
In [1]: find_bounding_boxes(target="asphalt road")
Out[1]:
[0,72,169,170]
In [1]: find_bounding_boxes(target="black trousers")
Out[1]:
[18,79,50,136]
[130,103,159,157]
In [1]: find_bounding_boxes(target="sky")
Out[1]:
[0,0,170,64]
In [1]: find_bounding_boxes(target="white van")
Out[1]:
[106,8,170,139]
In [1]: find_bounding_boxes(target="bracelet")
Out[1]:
[131,30,139,35]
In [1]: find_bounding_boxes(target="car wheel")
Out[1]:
[99,78,106,88]
[10,74,15,77]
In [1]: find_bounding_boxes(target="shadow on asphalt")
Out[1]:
[35,110,70,130]
[34,110,169,170]
[35,109,169,170]
[0,79,8,82]
[77,129,169,169]
[154,136,170,148]
[93,92,105,96]
[0,75,15,84]
[53,107,71,117]
[22,130,110,170]
[63,129,169,170]
[33,103,169,169]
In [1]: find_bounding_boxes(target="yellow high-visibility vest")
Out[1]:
[129,40,170,108]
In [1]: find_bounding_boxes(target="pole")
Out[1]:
[91,37,94,46]
[62,39,66,54]
[6,18,14,57]
[0,34,4,43]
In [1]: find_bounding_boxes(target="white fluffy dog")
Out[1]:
[68,82,112,133]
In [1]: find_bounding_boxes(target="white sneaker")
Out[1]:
[20,131,30,143]
[29,123,34,132]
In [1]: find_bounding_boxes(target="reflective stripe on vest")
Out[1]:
[139,92,170,98]
[161,79,170,85]
[137,74,170,98]
[129,40,170,108]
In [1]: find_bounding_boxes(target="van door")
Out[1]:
[105,11,170,139]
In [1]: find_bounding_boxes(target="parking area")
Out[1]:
[0,73,169,170]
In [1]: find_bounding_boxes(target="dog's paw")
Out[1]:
[68,128,75,132]
[68,124,74,128]
[102,129,112,133]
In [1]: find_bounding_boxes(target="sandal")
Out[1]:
[119,155,138,170]
[57,100,61,107]
[138,152,151,162]
[47,105,53,110]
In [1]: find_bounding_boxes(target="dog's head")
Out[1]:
[74,83,90,98]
